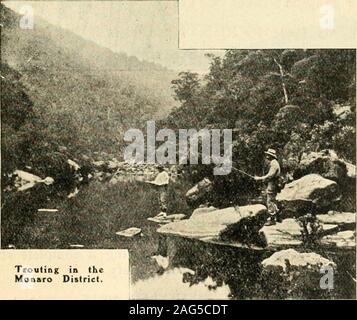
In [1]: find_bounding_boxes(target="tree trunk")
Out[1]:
[274,58,289,104]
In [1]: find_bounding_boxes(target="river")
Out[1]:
[1,179,355,299]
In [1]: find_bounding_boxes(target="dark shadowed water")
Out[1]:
[131,236,355,299]
[2,181,356,300]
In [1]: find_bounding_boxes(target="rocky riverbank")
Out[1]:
[156,149,356,298]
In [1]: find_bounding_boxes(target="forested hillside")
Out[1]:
[1,3,177,160]
[1,62,37,175]
[164,49,356,204]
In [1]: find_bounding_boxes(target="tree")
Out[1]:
[165,49,356,205]
[171,72,201,105]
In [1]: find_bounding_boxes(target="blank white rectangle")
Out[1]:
[179,0,357,49]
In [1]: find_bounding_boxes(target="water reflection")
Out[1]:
[131,267,231,299]
[168,237,267,299]
[132,236,356,300]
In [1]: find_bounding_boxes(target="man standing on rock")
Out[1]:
[254,148,281,225]
[147,165,170,218]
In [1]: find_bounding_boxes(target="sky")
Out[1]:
[5,0,224,73]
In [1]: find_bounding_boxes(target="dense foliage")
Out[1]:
[165,49,356,205]
[1,3,177,159]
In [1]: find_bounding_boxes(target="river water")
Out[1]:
[2,179,355,299]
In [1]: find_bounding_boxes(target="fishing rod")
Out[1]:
[231,167,255,179]
[216,164,255,179]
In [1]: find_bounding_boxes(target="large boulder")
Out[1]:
[276,174,339,216]
[294,150,355,212]
[261,249,337,299]
[292,148,355,217]
[262,249,335,272]
[158,204,267,244]
[185,178,213,206]
[294,149,348,183]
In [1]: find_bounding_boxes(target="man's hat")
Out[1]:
[264,148,277,159]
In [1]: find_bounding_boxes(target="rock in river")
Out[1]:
[316,211,355,231]
[321,230,356,249]
[294,149,348,182]
[191,206,217,218]
[276,174,339,216]
[185,178,213,205]
[262,249,336,272]
[259,219,303,248]
[261,249,337,299]
[158,204,267,243]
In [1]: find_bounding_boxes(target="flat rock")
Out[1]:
[321,224,340,235]
[276,174,339,215]
[260,217,347,248]
[38,208,59,213]
[316,211,355,230]
[321,230,356,248]
[191,206,217,218]
[116,227,142,238]
[276,218,301,236]
[147,214,186,224]
[260,221,303,248]
[262,249,336,272]
[274,218,337,236]
[158,204,267,240]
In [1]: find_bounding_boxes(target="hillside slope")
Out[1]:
[1,4,177,156]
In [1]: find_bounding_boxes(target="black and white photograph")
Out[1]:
[0,0,356,300]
